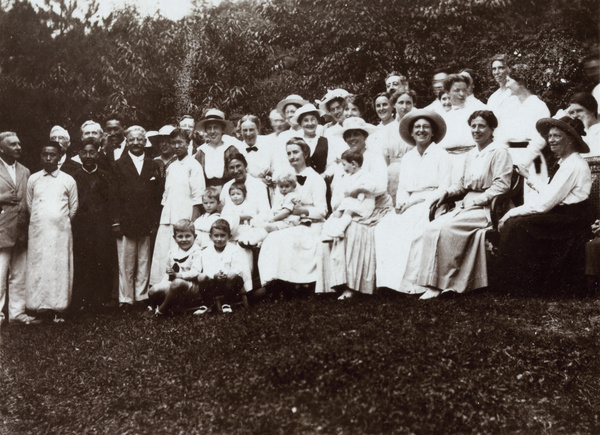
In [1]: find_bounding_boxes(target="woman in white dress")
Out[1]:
[409,110,513,299]
[567,93,600,156]
[486,54,512,113]
[258,138,327,287]
[375,110,451,292]
[319,88,350,141]
[439,74,488,184]
[237,115,275,180]
[493,64,551,192]
[368,92,410,203]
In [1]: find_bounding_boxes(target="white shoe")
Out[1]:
[337,290,354,300]
[222,304,233,313]
[193,306,208,315]
[419,289,441,300]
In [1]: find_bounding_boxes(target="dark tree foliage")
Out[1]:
[0,0,597,168]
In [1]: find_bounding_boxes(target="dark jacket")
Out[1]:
[111,152,162,237]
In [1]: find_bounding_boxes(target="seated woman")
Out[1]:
[258,138,327,290]
[408,110,513,299]
[499,116,594,293]
[317,117,393,299]
[375,110,451,293]
[220,153,271,243]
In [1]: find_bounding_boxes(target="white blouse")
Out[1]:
[506,152,591,217]
[396,143,452,207]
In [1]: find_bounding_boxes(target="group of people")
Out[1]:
[1,53,599,325]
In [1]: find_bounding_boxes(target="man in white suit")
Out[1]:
[0,132,39,325]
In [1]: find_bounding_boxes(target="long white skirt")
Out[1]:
[375,192,437,292]
[258,222,323,285]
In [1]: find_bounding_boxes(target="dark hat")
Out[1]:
[570,92,598,115]
[535,116,589,154]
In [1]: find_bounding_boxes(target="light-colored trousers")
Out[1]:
[116,235,151,304]
[0,244,27,321]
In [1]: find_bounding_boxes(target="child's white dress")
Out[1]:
[269,190,301,230]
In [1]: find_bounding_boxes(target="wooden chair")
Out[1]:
[428,165,524,238]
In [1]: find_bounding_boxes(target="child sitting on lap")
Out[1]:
[198,219,252,314]
[194,187,221,248]
[242,169,301,245]
[147,219,204,316]
[263,168,301,232]
[322,148,376,240]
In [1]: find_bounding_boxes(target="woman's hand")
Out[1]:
[429,190,448,210]
[498,212,512,231]
[397,198,425,214]
[515,163,530,179]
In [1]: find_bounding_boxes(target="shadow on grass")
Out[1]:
[1,291,599,434]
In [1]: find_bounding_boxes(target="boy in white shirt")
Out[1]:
[147,219,204,317]
[199,219,252,314]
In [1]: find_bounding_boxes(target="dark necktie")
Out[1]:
[246,146,258,153]
[548,163,560,183]
[296,175,307,186]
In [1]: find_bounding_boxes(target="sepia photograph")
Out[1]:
[0,0,599,432]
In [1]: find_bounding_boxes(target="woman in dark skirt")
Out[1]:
[498,116,595,292]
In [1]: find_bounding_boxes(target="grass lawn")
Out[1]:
[1,290,599,434]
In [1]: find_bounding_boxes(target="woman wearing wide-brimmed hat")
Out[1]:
[148,124,176,179]
[374,109,452,293]
[318,88,350,140]
[498,116,595,293]
[317,117,393,299]
[410,110,513,299]
[194,108,243,189]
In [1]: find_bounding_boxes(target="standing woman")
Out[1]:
[318,117,393,299]
[439,74,487,184]
[410,110,512,299]
[494,64,550,185]
[320,88,351,140]
[487,54,512,113]
[194,109,242,191]
[375,110,451,292]
[567,93,600,155]
[258,138,327,287]
[499,117,594,292]
[368,92,408,203]
[238,114,275,180]
[290,104,347,176]
[343,94,367,120]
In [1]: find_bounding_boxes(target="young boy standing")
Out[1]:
[26,141,78,322]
